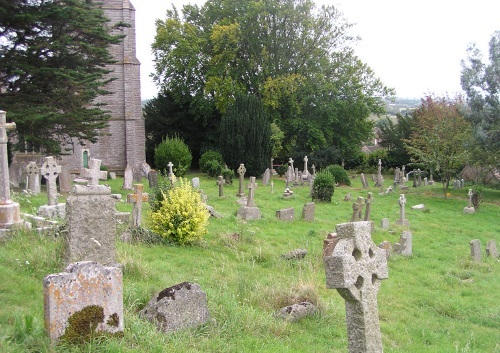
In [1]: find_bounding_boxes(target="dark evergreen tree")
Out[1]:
[378,113,415,168]
[219,94,271,176]
[0,0,125,154]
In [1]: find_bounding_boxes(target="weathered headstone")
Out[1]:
[363,192,373,222]
[122,164,133,190]
[43,261,123,344]
[378,241,392,260]
[83,158,102,186]
[311,164,316,176]
[109,172,117,180]
[127,184,148,227]
[0,111,23,233]
[486,240,499,259]
[470,239,482,262]
[463,189,476,214]
[58,165,72,193]
[344,193,352,202]
[65,185,116,265]
[350,197,364,222]
[275,302,316,322]
[303,155,309,177]
[288,157,294,173]
[140,282,210,333]
[417,169,422,187]
[262,168,271,186]
[41,156,62,206]
[324,221,388,353]
[375,159,384,187]
[395,194,409,226]
[360,173,368,189]
[393,167,400,186]
[236,205,261,220]
[217,175,224,197]
[25,161,41,194]
[286,165,293,188]
[423,177,428,186]
[323,232,339,257]
[380,218,389,230]
[302,202,315,221]
[236,164,246,197]
[246,176,256,206]
[191,177,200,189]
[293,167,300,186]
[167,161,174,181]
[393,230,412,256]
[148,169,158,189]
[276,207,294,221]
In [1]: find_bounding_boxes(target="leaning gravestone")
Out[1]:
[470,239,482,262]
[140,282,210,333]
[262,168,271,186]
[302,202,315,221]
[276,207,294,221]
[360,173,368,189]
[393,230,412,256]
[43,261,123,344]
[324,221,388,353]
[65,185,116,265]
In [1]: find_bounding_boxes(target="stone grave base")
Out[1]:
[237,206,261,220]
[463,207,476,214]
[38,203,66,219]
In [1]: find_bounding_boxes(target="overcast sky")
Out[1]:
[134,0,500,100]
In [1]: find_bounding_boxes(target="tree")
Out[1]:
[219,93,271,176]
[405,96,472,193]
[0,0,124,154]
[152,0,394,161]
[378,113,415,168]
[460,30,500,172]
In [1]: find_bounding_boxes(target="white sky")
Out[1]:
[133,0,500,100]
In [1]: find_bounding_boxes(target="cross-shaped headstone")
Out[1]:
[167,161,174,179]
[467,189,473,208]
[324,221,389,353]
[25,161,41,194]
[0,111,16,203]
[395,194,409,226]
[127,184,149,227]
[364,192,373,221]
[311,164,316,176]
[246,176,256,207]
[237,163,246,197]
[303,156,309,176]
[41,156,62,206]
[85,158,102,186]
[217,175,224,197]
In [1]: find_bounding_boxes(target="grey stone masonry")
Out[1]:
[148,170,158,188]
[275,302,316,322]
[276,207,294,221]
[324,221,388,353]
[246,176,256,207]
[140,282,210,333]
[59,165,72,193]
[83,158,101,186]
[43,261,123,344]
[302,202,315,221]
[470,239,482,262]
[65,185,116,265]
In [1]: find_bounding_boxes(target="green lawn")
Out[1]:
[0,172,499,353]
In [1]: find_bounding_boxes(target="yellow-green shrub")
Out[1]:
[150,178,209,245]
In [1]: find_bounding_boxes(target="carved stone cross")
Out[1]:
[467,189,473,208]
[237,164,246,197]
[246,176,256,207]
[25,161,41,194]
[303,156,309,176]
[84,158,102,186]
[324,221,389,353]
[167,161,174,178]
[351,197,364,222]
[311,164,316,176]
[288,157,294,172]
[0,111,16,203]
[41,156,61,206]
[127,184,149,227]
[364,192,373,221]
[396,194,409,226]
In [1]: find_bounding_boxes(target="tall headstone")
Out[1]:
[41,156,62,206]
[122,164,133,190]
[43,261,123,344]
[148,169,158,188]
[127,184,148,227]
[0,111,23,232]
[360,173,368,189]
[324,221,388,353]
[375,159,384,187]
[59,165,72,193]
[262,168,271,186]
[288,157,294,173]
[236,164,246,197]
[350,197,364,222]
[463,189,476,214]
[302,202,315,221]
[167,161,174,180]
[395,194,409,226]
[25,161,41,194]
[217,176,224,197]
[470,239,482,262]
[303,155,309,177]
[311,164,316,176]
[65,185,116,265]
[364,192,373,222]
[247,176,256,207]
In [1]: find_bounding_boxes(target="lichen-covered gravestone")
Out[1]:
[65,185,116,265]
[43,261,123,344]
[324,221,389,353]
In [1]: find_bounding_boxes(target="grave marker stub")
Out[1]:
[43,261,123,344]
[364,192,373,221]
[41,156,62,206]
[217,176,224,197]
[324,221,388,353]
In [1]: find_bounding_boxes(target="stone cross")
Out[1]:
[167,161,174,179]
[375,159,383,187]
[85,158,102,186]
[396,194,409,226]
[41,156,62,206]
[217,175,224,197]
[0,111,16,203]
[303,155,309,176]
[311,164,316,176]
[127,184,149,227]
[350,197,364,222]
[246,176,256,207]
[467,189,473,208]
[364,192,373,221]
[25,161,41,194]
[324,221,389,353]
[237,164,246,197]
[288,157,294,172]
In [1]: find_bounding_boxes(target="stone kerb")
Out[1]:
[43,261,123,344]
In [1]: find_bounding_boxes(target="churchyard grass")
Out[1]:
[1,173,498,352]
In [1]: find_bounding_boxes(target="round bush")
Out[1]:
[311,171,335,202]
[199,150,224,174]
[150,178,209,245]
[204,159,224,178]
[323,164,351,186]
[154,136,192,177]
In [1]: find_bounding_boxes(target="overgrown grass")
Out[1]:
[0,174,498,352]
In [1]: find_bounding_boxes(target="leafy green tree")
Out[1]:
[405,96,472,193]
[152,0,394,160]
[0,0,124,154]
[378,113,415,168]
[460,30,500,171]
[219,94,271,176]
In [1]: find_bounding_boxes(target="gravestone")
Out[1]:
[378,241,392,260]
[323,233,339,257]
[393,167,400,186]
[41,156,62,206]
[311,164,316,176]
[486,240,498,258]
[236,164,246,197]
[122,164,133,190]
[324,221,388,353]
[148,169,158,188]
[59,165,72,193]
[360,173,368,189]
[217,176,224,197]
[237,178,260,219]
[276,207,294,221]
[463,189,475,214]
[363,192,373,222]
[393,230,412,256]
[375,159,384,187]
[270,180,274,193]
[286,165,293,188]
[83,158,102,186]
[246,177,257,206]
[43,261,123,344]
[303,155,309,177]
[344,193,352,202]
[470,239,482,262]
[293,168,300,186]
[380,218,389,230]
[302,202,315,221]
[109,172,116,180]
[65,185,116,265]
[141,162,151,178]
[140,282,210,333]
[0,111,23,233]
[288,157,294,173]
[350,197,364,222]
[25,161,41,194]
[417,169,422,187]
[167,161,174,181]
[191,177,200,189]
[262,168,270,186]
[424,177,428,186]
[275,302,316,322]
[395,194,409,226]
[127,184,148,227]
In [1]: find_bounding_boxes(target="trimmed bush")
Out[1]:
[199,150,224,174]
[323,164,351,186]
[154,136,192,177]
[150,178,209,245]
[311,171,335,202]
[149,172,173,213]
[221,165,234,185]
